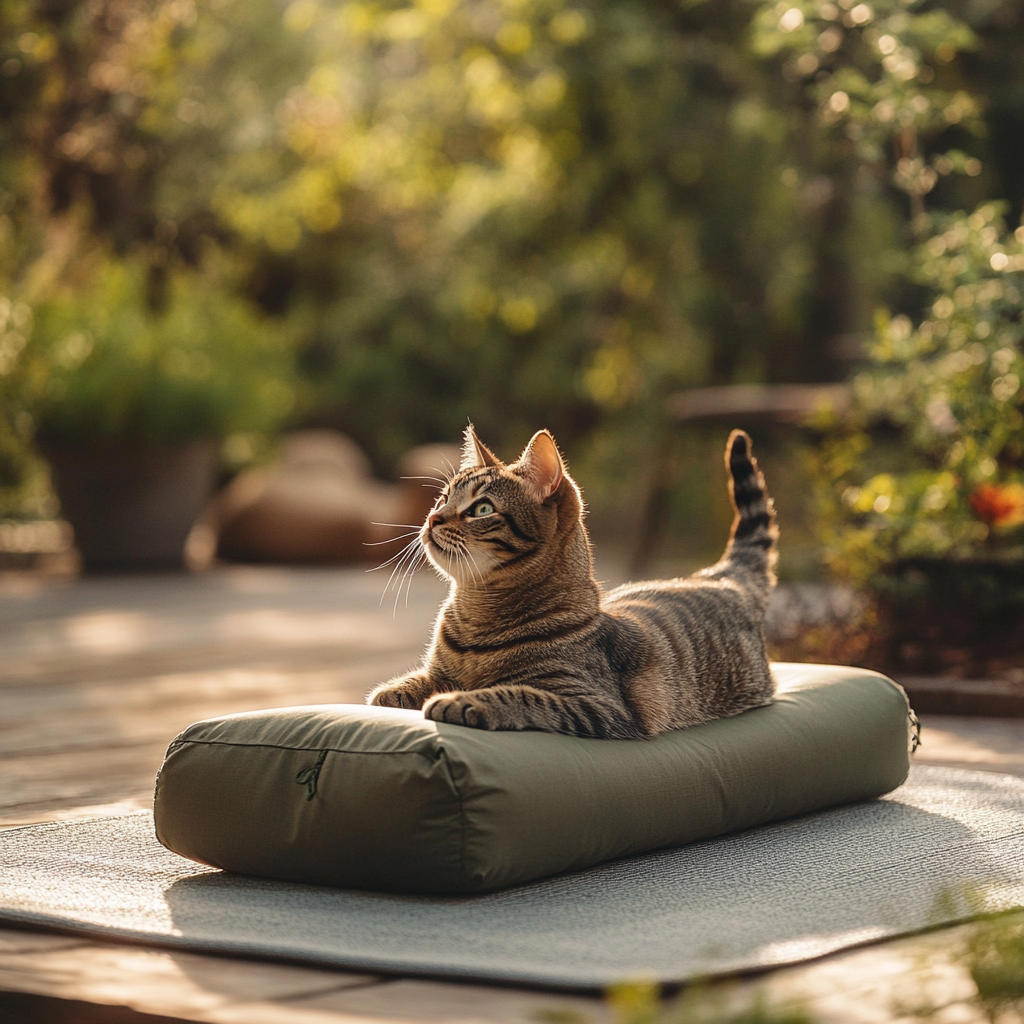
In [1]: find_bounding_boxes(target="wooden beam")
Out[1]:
[666,383,850,424]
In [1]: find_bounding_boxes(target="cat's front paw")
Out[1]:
[369,682,428,710]
[424,692,495,729]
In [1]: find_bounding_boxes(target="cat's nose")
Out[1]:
[428,511,448,527]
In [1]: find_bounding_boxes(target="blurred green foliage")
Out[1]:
[966,914,1024,1023]
[604,978,812,1024]
[812,204,1024,586]
[750,0,1024,602]
[220,0,858,465]
[0,0,1022,544]
[19,260,296,443]
[752,0,983,213]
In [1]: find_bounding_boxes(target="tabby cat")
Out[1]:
[367,426,778,739]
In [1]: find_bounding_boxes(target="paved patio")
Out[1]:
[1,564,1022,1022]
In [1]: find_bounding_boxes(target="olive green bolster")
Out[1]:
[153,663,913,895]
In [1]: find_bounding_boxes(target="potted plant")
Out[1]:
[16,258,296,570]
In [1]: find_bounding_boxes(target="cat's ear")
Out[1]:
[460,424,503,472]
[514,430,564,501]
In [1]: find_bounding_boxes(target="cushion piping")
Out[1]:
[166,736,442,762]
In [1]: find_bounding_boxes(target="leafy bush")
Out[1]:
[793,205,1024,674]
[19,259,296,445]
[812,203,1024,588]
[3,0,1024,540]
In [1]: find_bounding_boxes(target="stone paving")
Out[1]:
[0,564,1021,1023]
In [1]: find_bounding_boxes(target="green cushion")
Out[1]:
[153,663,914,894]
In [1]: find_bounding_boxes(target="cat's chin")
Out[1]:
[423,549,451,579]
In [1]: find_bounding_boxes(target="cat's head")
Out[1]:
[420,425,584,585]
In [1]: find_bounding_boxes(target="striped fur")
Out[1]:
[368,426,778,738]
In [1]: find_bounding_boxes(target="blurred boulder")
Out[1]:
[214,431,459,564]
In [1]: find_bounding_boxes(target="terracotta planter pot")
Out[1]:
[44,440,218,571]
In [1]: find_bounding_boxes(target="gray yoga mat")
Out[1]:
[1,764,1023,990]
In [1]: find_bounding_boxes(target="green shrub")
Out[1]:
[22,259,296,445]
[812,203,1024,591]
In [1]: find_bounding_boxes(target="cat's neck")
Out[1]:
[445,525,599,635]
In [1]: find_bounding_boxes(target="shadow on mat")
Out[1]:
[158,793,1018,988]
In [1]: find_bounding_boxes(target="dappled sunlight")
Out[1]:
[216,566,305,595]
[215,608,419,649]
[64,611,149,655]
[0,567,446,827]
[916,717,1024,773]
[0,566,446,678]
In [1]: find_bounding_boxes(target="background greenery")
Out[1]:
[1,0,1022,582]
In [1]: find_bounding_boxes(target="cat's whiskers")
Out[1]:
[377,543,419,600]
[367,535,423,572]
[452,545,471,588]
[399,475,448,492]
[425,464,456,486]
[436,456,457,482]
[364,524,426,592]
[391,548,415,616]
[462,544,488,588]
[398,549,427,610]
[372,536,424,606]
[363,530,420,547]
[441,537,491,591]
[388,540,426,616]
[365,523,426,562]
[438,545,455,584]
[438,538,464,585]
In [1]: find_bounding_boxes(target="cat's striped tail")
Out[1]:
[724,429,778,583]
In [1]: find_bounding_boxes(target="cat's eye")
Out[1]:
[469,500,495,517]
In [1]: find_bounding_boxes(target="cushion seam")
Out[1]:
[169,737,438,763]
[437,748,469,884]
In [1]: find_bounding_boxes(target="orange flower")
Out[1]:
[970,483,1024,529]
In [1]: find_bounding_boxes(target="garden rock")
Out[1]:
[214,431,457,565]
